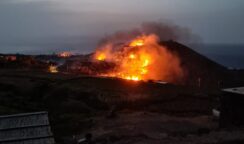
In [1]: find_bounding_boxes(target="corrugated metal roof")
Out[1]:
[222,87,244,95]
[0,112,55,144]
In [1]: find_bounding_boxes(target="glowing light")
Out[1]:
[93,34,183,82]
[58,52,71,58]
[93,37,151,81]
[129,39,144,47]
[125,76,140,81]
[141,68,148,74]
[96,53,106,61]
[142,59,149,67]
[129,54,136,59]
[49,65,58,73]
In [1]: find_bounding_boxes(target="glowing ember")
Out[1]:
[125,76,140,81]
[58,51,71,58]
[49,65,58,73]
[96,53,106,61]
[129,39,144,47]
[93,34,183,82]
[129,54,136,59]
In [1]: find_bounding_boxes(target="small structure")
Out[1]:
[0,111,55,144]
[5,55,17,61]
[220,87,244,127]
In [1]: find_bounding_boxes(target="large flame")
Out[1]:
[94,34,183,82]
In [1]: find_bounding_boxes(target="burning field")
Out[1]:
[0,26,244,143]
[0,21,230,88]
[93,34,183,83]
[55,22,229,87]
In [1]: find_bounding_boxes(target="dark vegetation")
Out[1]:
[0,54,52,70]
[0,69,219,142]
[0,42,244,143]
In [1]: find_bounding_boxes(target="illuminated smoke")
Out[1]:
[94,34,183,83]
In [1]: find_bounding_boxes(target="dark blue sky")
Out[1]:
[0,0,244,54]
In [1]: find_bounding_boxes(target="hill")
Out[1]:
[161,41,230,88]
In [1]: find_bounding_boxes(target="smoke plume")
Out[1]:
[98,21,200,46]
[92,22,201,83]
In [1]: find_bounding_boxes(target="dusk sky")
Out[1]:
[0,0,244,54]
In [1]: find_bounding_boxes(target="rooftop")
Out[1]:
[0,111,55,144]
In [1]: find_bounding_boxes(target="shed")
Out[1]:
[220,87,244,127]
[0,111,55,144]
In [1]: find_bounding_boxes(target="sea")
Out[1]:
[188,44,244,69]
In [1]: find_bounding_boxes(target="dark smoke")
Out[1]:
[98,21,200,46]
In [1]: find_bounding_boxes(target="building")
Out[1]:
[220,87,244,127]
[0,111,55,144]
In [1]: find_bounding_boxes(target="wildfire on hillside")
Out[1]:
[93,34,183,82]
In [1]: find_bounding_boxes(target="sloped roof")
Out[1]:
[0,112,55,144]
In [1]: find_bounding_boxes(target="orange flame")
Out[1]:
[94,34,183,82]
[58,51,71,58]
[129,39,144,47]
[49,65,58,73]
[96,53,106,61]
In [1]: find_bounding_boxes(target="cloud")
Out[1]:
[0,0,244,54]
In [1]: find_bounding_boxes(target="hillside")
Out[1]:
[161,41,230,88]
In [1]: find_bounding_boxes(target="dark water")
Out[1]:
[189,44,244,69]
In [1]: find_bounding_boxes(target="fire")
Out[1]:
[93,34,183,82]
[94,37,148,81]
[96,53,106,61]
[129,54,135,59]
[58,51,71,58]
[49,65,58,73]
[125,76,139,81]
[129,39,144,47]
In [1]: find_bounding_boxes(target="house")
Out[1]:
[220,87,244,127]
